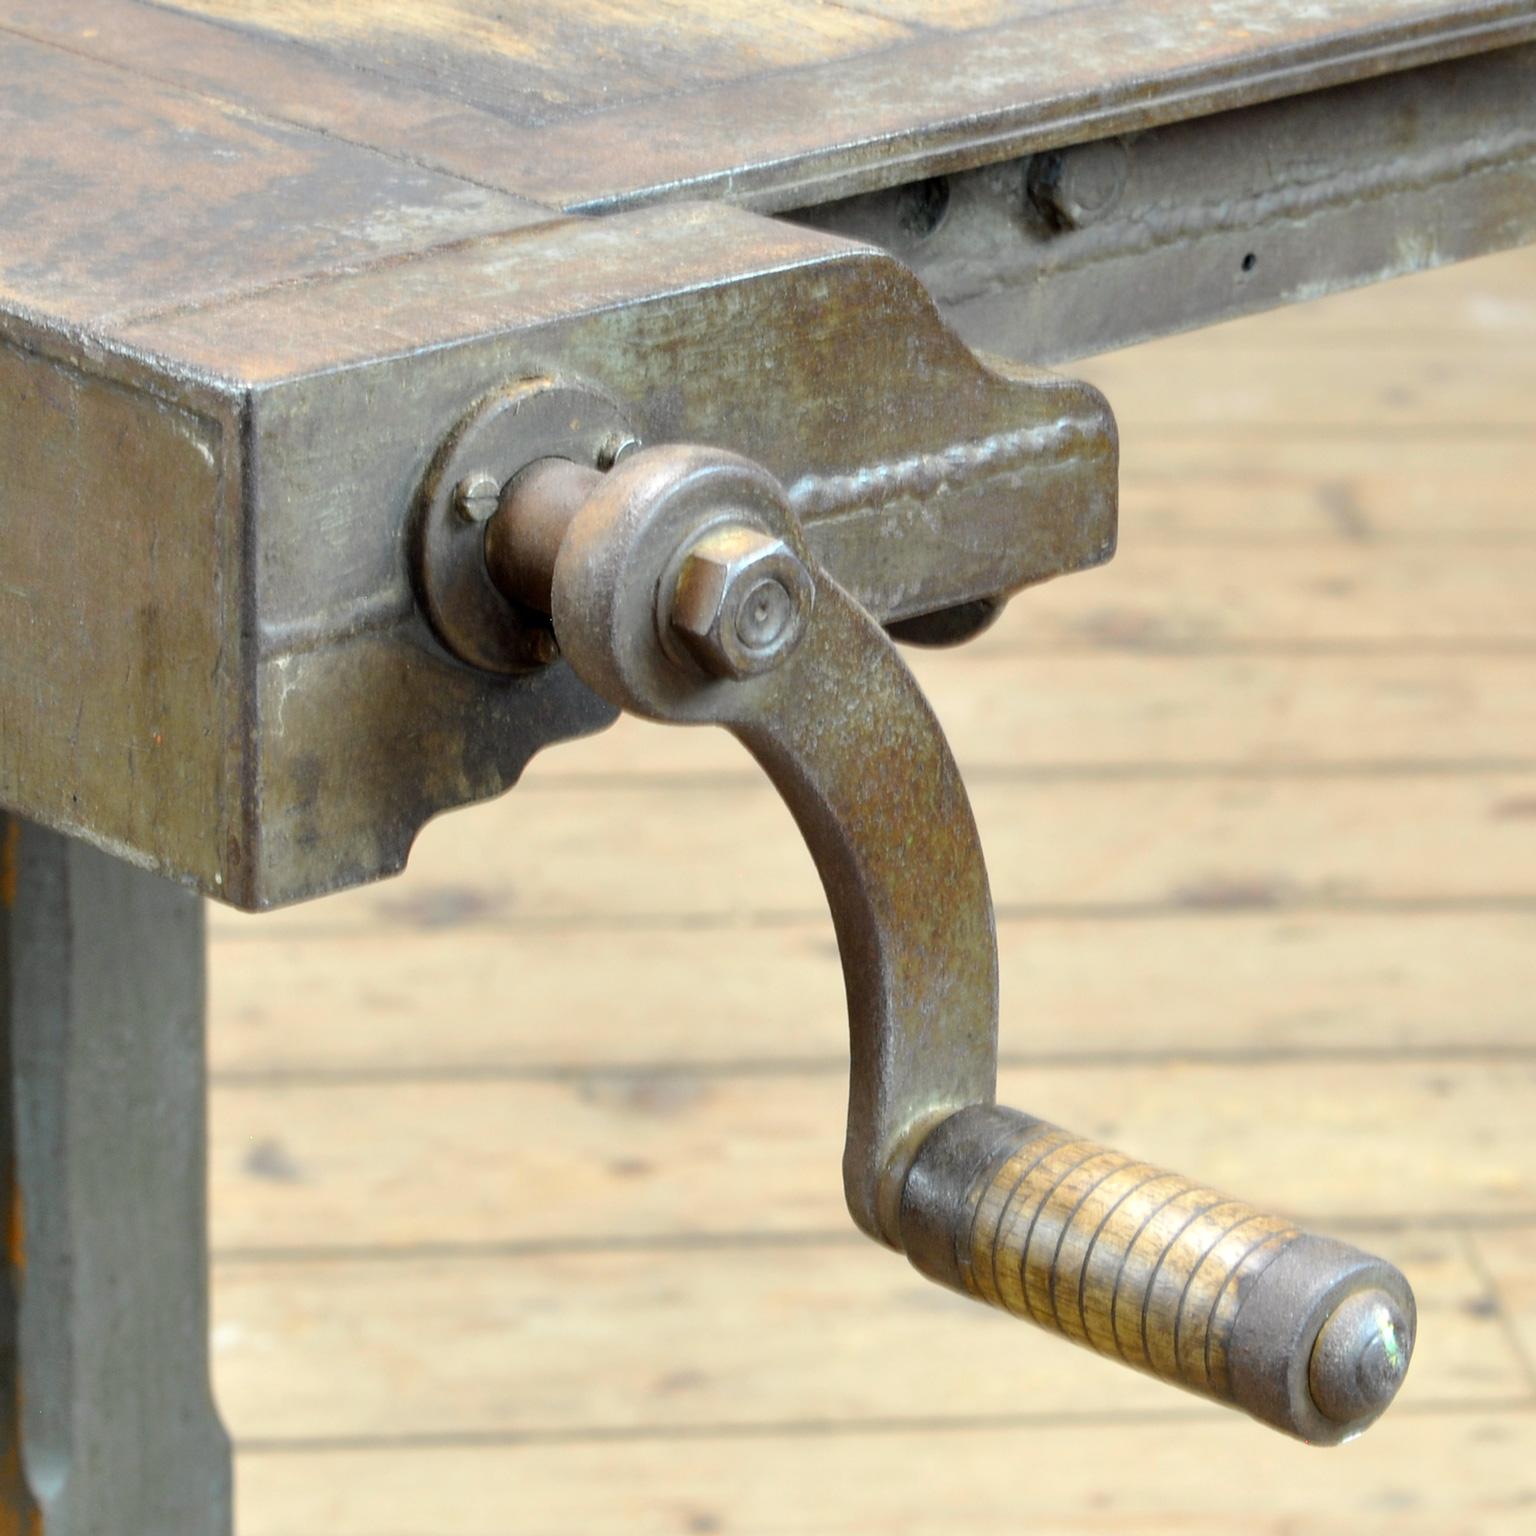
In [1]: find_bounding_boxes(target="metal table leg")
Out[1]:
[0,816,232,1534]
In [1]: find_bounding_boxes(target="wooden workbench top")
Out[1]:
[17,3,1536,207]
[0,0,1529,333]
[4,0,1534,331]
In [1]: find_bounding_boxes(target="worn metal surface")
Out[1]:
[800,40,1536,363]
[499,437,1417,1443]
[0,204,1114,907]
[0,340,244,892]
[1310,1285,1414,1425]
[0,816,231,1531]
[3,2,1534,214]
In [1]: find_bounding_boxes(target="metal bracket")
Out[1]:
[0,206,1115,908]
[470,440,1417,1448]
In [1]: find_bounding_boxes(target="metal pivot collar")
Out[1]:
[475,441,1415,1447]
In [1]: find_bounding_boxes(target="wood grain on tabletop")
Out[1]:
[210,244,1536,1533]
[12,1,1518,210]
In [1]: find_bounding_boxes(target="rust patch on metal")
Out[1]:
[0,819,18,910]
[6,1186,23,1277]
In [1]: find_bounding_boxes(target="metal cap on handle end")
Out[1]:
[898,1105,1415,1445]
[1312,1287,1415,1424]
[1227,1235,1415,1444]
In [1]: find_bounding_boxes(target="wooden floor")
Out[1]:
[207,244,1536,1535]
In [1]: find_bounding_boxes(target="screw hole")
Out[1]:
[1241,252,1258,273]
[895,177,951,243]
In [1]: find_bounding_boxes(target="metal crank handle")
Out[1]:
[482,443,1415,1447]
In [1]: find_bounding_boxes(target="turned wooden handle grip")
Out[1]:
[899,1106,1415,1444]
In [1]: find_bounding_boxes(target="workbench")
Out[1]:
[2,3,1535,1529]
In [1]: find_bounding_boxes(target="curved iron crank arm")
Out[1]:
[487,444,1415,1447]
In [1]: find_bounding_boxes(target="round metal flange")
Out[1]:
[415,378,636,673]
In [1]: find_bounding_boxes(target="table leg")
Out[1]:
[0,816,232,1534]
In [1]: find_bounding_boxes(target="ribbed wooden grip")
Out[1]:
[899,1105,1415,1442]
[962,1119,1295,1398]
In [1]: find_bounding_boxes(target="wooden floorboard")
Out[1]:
[209,910,1536,1076]
[211,1229,1519,1441]
[211,243,1536,1533]
[216,770,1536,935]
[206,1058,1536,1254]
[233,1414,1536,1536]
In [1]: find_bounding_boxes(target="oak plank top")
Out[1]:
[2,0,1533,330]
[137,0,1533,211]
[2,0,1533,329]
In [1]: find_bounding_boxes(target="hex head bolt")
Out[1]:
[668,525,814,679]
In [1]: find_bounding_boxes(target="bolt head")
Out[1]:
[453,471,503,524]
[1309,1287,1413,1427]
[1029,139,1129,230]
[668,525,814,679]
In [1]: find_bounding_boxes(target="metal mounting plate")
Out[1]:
[415,380,633,674]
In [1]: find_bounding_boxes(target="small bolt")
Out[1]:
[597,433,641,471]
[1028,139,1129,230]
[1308,1287,1412,1426]
[668,525,814,680]
[453,471,503,524]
